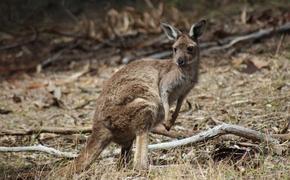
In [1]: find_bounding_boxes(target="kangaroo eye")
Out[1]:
[173,48,177,53]
[187,46,194,53]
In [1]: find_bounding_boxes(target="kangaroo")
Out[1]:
[57,19,206,177]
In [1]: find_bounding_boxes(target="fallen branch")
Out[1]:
[204,22,290,53]
[0,124,184,139]
[147,22,290,59]
[0,127,92,136]
[0,122,283,159]
[0,144,77,158]
[148,122,279,150]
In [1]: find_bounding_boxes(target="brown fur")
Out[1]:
[56,20,206,177]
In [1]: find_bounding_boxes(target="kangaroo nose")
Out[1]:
[177,58,185,66]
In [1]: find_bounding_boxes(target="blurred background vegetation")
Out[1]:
[0,0,289,73]
[1,0,290,31]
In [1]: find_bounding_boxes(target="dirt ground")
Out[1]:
[0,34,289,179]
[0,1,290,179]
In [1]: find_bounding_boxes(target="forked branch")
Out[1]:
[148,123,279,150]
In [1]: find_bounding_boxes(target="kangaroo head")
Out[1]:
[161,20,206,67]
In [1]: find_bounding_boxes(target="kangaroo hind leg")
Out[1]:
[133,131,149,171]
[59,126,113,177]
[117,140,134,169]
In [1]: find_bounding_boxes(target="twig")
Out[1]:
[41,42,79,68]
[280,116,290,134]
[61,2,78,23]
[0,27,38,51]
[0,122,282,159]
[275,34,285,56]
[41,50,66,68]
[42,29,86,39]
[54,64,90,85]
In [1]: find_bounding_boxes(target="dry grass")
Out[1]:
[0,35,290,179]
[48,151,289,180]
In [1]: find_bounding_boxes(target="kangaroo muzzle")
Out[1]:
[177,58,185,66]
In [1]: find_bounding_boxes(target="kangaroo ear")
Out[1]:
[189,19,206,39]
[161,23,182,40]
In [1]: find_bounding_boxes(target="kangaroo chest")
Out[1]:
[168,78,193,106]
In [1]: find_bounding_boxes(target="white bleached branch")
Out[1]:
[0,144,77,158]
